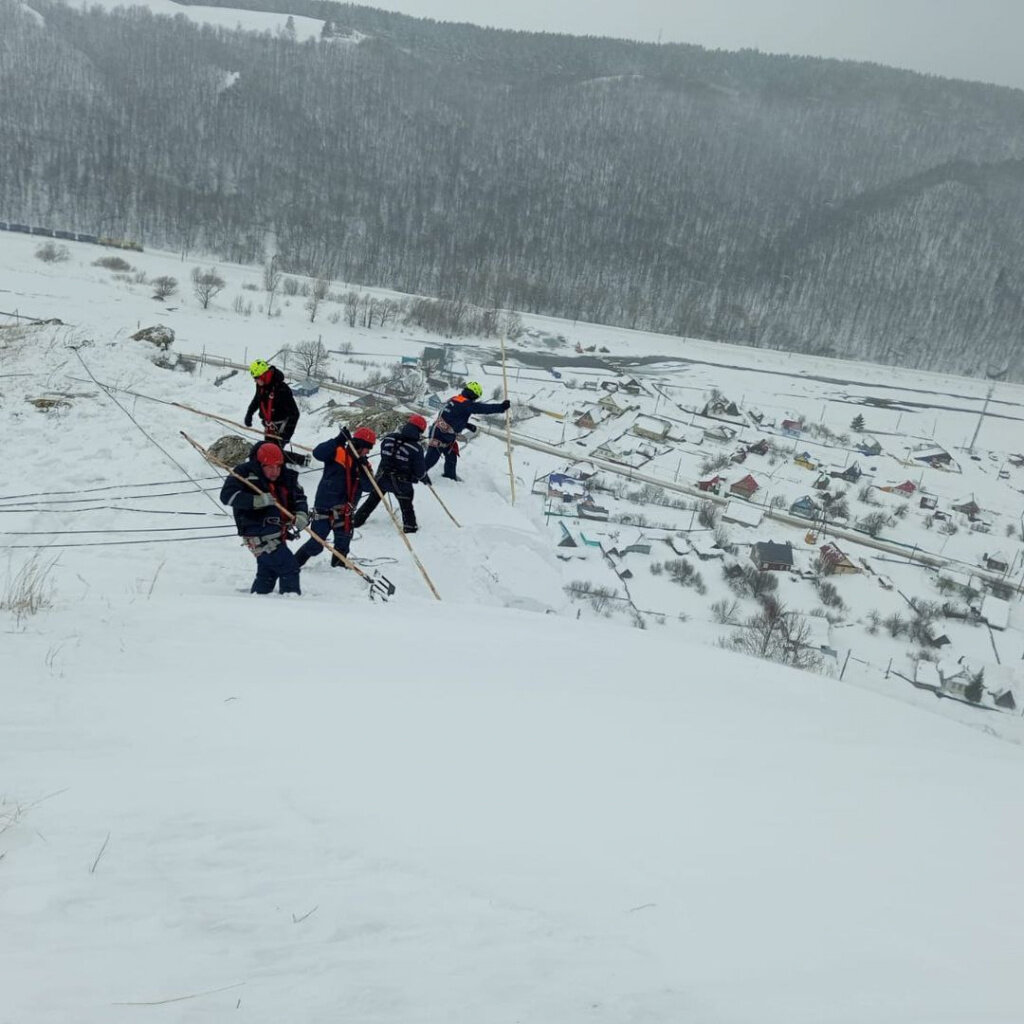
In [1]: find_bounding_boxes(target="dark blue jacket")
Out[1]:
[220,458,308,537]
[377,424,427,482]
[310,432,371,510]
[433,389,506,435]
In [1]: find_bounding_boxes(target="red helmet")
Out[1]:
[352,427,376,447]
[256,443,284,466]
[408,414,427,432]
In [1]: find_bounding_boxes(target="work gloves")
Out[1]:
[244,414,253,427]
[500,399,511,411]
[251,491,275,508]
[293,511,310,533]
[465,423,477,432]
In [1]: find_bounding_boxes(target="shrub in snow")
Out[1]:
[93,256,132,272]
[35,241,69,263]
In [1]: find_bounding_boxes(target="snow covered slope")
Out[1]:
[3,233,1024,1021]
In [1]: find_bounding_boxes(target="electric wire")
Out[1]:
[71,347,228,515]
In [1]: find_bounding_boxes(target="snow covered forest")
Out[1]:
[3,0,1024,378]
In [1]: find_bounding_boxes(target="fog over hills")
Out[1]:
[3,0,1024,377]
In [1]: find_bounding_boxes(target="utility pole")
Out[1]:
[969,381,996,454]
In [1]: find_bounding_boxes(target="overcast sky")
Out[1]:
[377,0,1024,92]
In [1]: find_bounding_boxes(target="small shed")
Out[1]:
[984,551,1010,574]
[697,474,724,494]
[747,439,770,456]
[857,437,882,456]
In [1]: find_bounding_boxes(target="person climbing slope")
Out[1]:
[424,381,509,480]
[294,425,376,568]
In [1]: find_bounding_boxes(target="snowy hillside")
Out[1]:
[4,232,1024,1022]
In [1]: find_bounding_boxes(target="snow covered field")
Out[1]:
[4,231,1024,1022]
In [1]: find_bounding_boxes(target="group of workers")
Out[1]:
[221,359,510,595]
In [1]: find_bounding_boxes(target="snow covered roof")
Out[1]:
[721,500,763,527]
[980,595,1010,630]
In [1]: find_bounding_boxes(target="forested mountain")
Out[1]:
[3,0,1024,377]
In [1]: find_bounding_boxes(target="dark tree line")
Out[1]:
[3,0,1024,376]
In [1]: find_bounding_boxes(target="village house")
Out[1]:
[781,418,803,437]
[789,495,821,519]
[701,395,743,420]
[857,436,882,456]
[880,480,917,497]
[598,392,632,416]
[722,500,763,528]
[572,407,606,430]
[697,474,724,494]
[703,423,739,444]
[819,542,860,575]
[919,494,938,510]
[750,540,794,572]
[911,445,953,469]
[632,416,672,441]
[830,461,863,483]
[983,551,1010,574]
[952,495,981,519]
[729,473,760,501]
[793,451,818,471]
[746,439,770,456]
[526,388,567,420]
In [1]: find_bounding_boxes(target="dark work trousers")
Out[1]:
[424,428,458,478]
[353,474,417,531]
[252,541,301,594]
[294,510,354,568]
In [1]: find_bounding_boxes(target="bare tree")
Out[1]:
[305,276,330,322]
[293,338,328,378]
[151,275,178,301]
[263,255,282,318]
[191,266,225,309]
[729,598,822,670]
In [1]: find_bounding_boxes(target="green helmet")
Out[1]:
[249,359,270,378]
[464,380,483,398]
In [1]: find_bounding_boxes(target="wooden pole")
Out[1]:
[173,401,313,453]
[499,329,516,504]
[181,432,395,598]
[341,434,443,601]
[426,482,461,527]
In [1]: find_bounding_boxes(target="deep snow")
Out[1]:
[3,231,1024,1022]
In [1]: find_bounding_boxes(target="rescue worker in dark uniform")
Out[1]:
[351,415,430,533]
[294,426,376,568]
[424,380,509,480]
[244,359,300,447]
[220,442,309,595]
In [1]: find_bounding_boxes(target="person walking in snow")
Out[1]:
[244,359,300,447]
[351,414,430,534]
[424,381,509,480]
[221,441,309,595]
[294,426,376,569]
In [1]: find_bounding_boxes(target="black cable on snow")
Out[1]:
[0,472,225,502]
[0,533,237,550]
[71,347,229,517]
[1,524,238,535]
[0,506,218,516]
